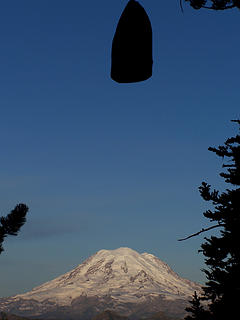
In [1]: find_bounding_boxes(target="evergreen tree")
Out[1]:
[184,291,209,320]
[180,120,240,319]
[184,0,240,10]
[0,203,29,254]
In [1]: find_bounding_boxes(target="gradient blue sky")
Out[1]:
[0,0,239,297]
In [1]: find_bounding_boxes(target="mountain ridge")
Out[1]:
[0,247,201,320]
[0,310,180,320]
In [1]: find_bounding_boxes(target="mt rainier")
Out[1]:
[0,247,202,320]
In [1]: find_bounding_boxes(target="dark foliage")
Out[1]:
[184,120,240,319]
[184,0,240,10]
[184,291,209,320]
[0,203,29,254]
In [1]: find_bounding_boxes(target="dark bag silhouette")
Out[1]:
[111,0,153,83]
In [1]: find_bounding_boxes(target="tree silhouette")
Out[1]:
[185,291,210,320]
[0,204,29,254]
[180,120,240,319]
[184,0,240,10]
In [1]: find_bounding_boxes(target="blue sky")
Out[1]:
[0,0,239,297]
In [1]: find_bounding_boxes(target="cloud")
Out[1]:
[19,215,90,240]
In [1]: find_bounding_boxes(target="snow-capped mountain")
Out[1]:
[0,248,202,320]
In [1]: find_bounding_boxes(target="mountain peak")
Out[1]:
[99,247,138,254]
[0,248,202,320]
[96,247,141,258]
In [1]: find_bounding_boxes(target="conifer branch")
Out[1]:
[0,203,29,254]
[178,223,225,241]
[184,0,239,10]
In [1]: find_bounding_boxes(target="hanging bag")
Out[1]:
[111,0,153,83]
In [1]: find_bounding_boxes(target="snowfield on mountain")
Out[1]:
[0,248,202,320]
